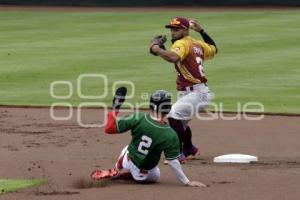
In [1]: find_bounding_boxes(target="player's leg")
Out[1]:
[130,167,160,183]
[91,145,129,180]
[124,156,160,183]
[118,150,149,182]
[168,118,184,151]
[168,91,209,160]
[115,145,129,171]
[181,120,193,150]
[181,90,212,156]
[168,95,195,162]
[168,117,186,162]
[145,167,160,183]
[114,145,135,180]
[168,118,198,160]
[182,123,199,157]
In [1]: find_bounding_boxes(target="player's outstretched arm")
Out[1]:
[112,87,127,110]
[149,35,180,63]
[168,159,207,187]
[104,87,127,134]
[150,45,180,63]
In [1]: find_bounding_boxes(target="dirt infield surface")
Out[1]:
[1,107,300,200]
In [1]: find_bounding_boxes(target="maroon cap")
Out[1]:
[165,17,190,29]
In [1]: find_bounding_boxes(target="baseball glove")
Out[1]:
[112,87,127,110]
[150,35,167,56]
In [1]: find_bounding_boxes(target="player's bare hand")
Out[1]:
[189,19,203,33]
[186,181,207,187]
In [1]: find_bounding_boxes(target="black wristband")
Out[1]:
[199,30,217,52]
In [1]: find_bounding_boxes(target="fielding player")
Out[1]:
[149,17,218,163]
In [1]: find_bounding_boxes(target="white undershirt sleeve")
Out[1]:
[168,159,190,185]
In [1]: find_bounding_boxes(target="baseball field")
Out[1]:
[0,5,300,200]
[0,6,300,113]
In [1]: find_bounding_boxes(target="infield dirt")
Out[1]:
[1,106,300,200]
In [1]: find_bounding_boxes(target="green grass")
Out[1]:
[0,178,47,195]
[0,10,299,113]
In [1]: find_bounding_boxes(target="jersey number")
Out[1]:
[137,135,152,155]
[196,57,205,77]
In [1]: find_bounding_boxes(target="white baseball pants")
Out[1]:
[168,83,213,122]
[116,145,160,183]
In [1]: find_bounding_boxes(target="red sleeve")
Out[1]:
[104,111,119,134]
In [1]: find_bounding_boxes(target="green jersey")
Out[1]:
[116,112,180,170]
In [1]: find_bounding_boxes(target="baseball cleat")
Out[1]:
[178,153,186,164]
[91,168,118,180]
[183,145,199,157]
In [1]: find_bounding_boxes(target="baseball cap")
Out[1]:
[165,17,190,29]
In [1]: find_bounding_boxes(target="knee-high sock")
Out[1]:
[183,126,193,150]
[168,118,185,152]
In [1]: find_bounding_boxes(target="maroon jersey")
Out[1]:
[170,36,216,91]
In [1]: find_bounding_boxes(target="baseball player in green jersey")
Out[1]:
[91,87,206,187]
[149,17,217,163]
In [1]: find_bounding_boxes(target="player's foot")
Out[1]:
[178,153,186,164]
[183,145,199,157]
[91,168,118,180]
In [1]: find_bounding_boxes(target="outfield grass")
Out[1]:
[0,178,46,195]
[0,10,299,113]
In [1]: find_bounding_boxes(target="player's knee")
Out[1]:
[148,167,160,183]
[133,168,160,183]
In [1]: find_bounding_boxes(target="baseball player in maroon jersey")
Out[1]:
[149,17,218,163]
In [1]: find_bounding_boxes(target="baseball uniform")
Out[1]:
[168,35,216,121]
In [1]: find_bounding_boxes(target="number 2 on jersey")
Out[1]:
[138,135,152,155]
[196,57,205,77]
